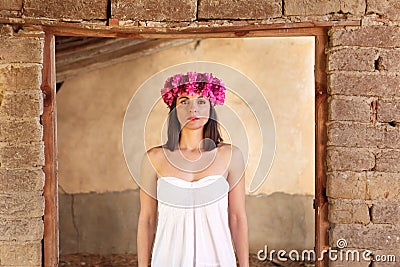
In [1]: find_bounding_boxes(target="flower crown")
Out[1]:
[161,72,226,108]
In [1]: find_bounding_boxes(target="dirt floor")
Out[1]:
[59,254,314,267]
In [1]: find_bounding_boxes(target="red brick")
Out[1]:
[0,37,43,64]
[327,171,367,199]
[329,73,400,97]
[199,0,281,19]
[327,147,375,172]
[367,0,400,21]
[331,26,400,48]
[0,142,44,168]
[378,99,400,123]
[24,0,107,20]
[0,169,44,193]
[328,48,378,71]
[367,172,400,200]
[328,96,372,122]
[0,193,44,218]
[112,0,197,21]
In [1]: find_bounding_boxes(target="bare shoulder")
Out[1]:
[218,143,243,159]
[146,146,164,159]
[143,146,165,168]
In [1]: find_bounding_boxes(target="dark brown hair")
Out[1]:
[164,98,223,151]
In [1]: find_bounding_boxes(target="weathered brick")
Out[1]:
[0,90,43,117]
[328,122,400,149]
[329,199,370,224]
[112,0,197,21]
[328,122,374,148]
[378,99,400,123]
[328,48,378,71]
[374,49,400,72]
[367,0,400,21]
[0,142,44,168]
[0,241,41,265]
[0,24,14,36]
[371,202,400,224]
[372,250,399,266]
[367,172,400,200]
[24,0,107,20]
[0,37,43,64]
[285,0,339,16]
[0,169,44,192]
[0,0,22,10]
[340,0,366,15]
[382,125,400,149]
[329,255,371,267]
[0,217,43,241]
[327,171,367,199]
[329,73,400,97]
[199,0,281,19]
[375,149,400,172]
[327,147,375,172]
[328,96,372,122]
[330,224,400,249]
[0,64,42,91]
[0,193,43,218]
[331,26,400,48]
[0,118,42,142]
[285,0,365,16]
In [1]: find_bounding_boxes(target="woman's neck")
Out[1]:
[179,128,204,151]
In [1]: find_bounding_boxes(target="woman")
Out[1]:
[137,72,249,267]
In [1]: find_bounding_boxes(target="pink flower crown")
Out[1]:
[161,72,226,108]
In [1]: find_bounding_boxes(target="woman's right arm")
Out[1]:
[137,189,157,266]
[137,149,159,266]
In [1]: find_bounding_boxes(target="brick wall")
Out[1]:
[327,26,400,266]
[0,25,44,266]
[1,0,400,266]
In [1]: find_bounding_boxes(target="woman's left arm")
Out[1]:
[228,146,249,267]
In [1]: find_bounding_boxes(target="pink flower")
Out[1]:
[161,72,226,108]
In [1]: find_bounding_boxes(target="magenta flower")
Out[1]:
[161,72,226,108]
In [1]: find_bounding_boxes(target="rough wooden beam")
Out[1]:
[56,38,196,82]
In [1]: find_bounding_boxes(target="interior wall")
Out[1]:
[57,37,315,254]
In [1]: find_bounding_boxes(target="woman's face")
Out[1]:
[176,93,211,130]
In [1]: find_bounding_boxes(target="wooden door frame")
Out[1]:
[37,21,357,267]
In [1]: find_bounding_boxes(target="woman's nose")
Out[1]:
[189,100,198,112]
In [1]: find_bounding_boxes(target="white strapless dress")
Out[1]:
[151,175,237,267]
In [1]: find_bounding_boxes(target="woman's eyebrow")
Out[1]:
[177,96,189,101]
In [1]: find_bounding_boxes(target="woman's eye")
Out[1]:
[198,99,206,104]
[180,100,188,104]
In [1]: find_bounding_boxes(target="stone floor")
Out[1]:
[59,254,315,267]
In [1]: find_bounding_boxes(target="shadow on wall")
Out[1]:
[59,190,314,254]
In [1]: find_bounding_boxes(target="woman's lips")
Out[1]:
[188,116,199,121]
